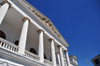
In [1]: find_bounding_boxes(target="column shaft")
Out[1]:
[38,30,44,63]
[18,19,29,54]
[65,51,70,66]
[58,46,64,66]
[56,53,61,66]
[50,39,56,66]
[0,3,9,24]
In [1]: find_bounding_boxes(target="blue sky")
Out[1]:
[26,0,100,66]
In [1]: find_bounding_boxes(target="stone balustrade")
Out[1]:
[0,38,19,52]
[25,50,40,61]
[70,61,78,66]
[44,59,53,66]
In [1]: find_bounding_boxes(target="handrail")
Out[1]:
[0,38,19,52]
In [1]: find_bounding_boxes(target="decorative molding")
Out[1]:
[48,38,55,42]
[57,45,62,48]
[37,29,44,34]
[32,10,35,12]
[0,61,17,66]
[64,50,68,52]
[28,6,61,38]
[46,20,49,23]
[41,18,46,21]
[22,17,31,23]
[1,0,12,9]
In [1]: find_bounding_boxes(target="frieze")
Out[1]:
[0,61,16,66]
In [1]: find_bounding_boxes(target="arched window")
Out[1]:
[14,40,19,46]
[30,48,36,54]
[44,54,47,59]
[0,30,6,39]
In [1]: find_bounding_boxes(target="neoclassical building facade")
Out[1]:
[0,0,78,66]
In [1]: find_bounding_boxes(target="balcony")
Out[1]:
[0,38,54,66]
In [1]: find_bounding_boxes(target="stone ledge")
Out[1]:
[0,48,46,66]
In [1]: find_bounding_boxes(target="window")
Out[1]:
[0,30,6,39]
[44,54,47,59]
[14,40,19,46]
[30,48,36,54]
[94,59,99,64]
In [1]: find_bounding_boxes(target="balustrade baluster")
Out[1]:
[10,46,13,51]
[5,43,8,48]
[3,43,5,48]
[15,48,17,52]
[0,41,2,47]
[8,45,11,50]
[1,42,3,47]
[12,47,15,52]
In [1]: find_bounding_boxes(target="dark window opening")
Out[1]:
[0,30,6,39]
[95,59,99,64]
[30,48,36,54]
[44,54,47,59]
[14,40,19,46]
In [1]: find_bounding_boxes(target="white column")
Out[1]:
[38,29,44,63]
[0,1,12,25]
[18,17,30,54]
[56,53,61,66]
[49,39,56,66]
[64,50,70,66]
[58,45,64,66]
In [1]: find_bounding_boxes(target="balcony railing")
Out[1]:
[70,61,78,66]
[0,38,59,66]
[44,59,53,66]
[25,50,40,61]
[0,38,19,52]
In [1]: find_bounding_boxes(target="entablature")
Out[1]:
[20,0,69,47]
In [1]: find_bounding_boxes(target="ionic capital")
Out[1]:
[57,45,62,48]
[1,0,12,8]
[55,52,59,54]
[22,17,31,23]
[37,29,44,34]
[64,50,68,52]
[49,38,55,42]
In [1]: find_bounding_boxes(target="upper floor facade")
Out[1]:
[0,0,78,66]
